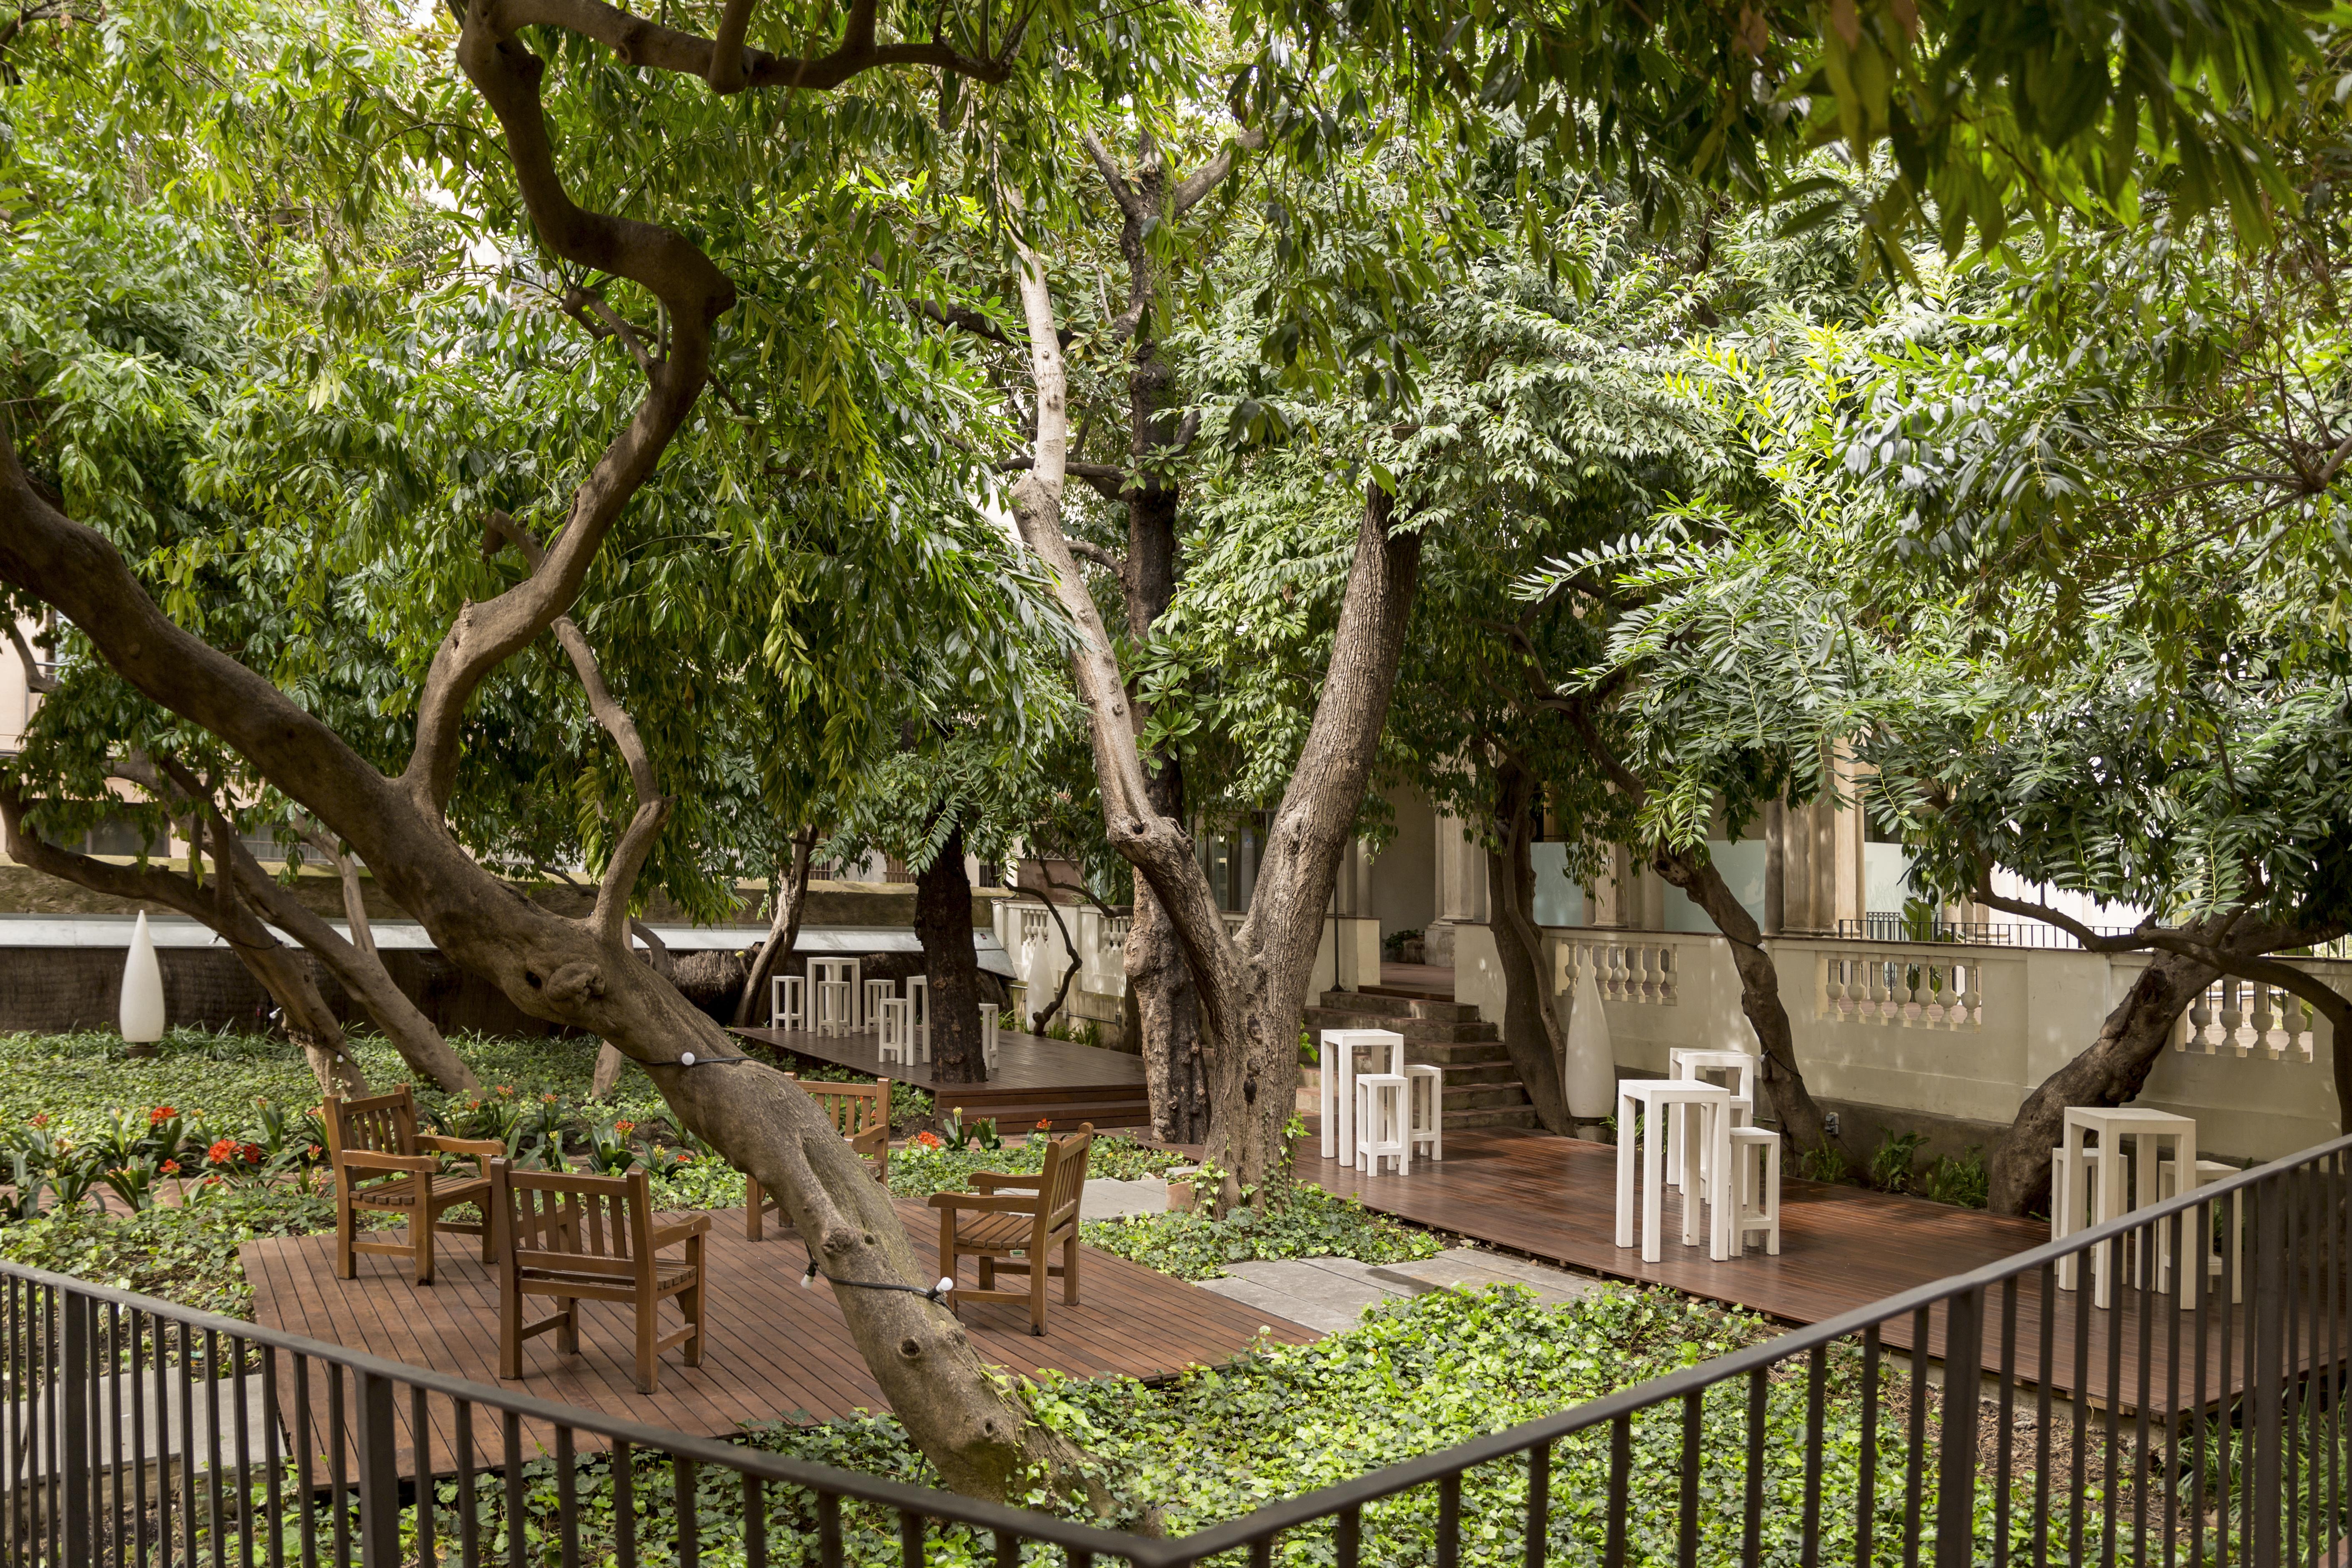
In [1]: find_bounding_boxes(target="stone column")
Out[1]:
[1425,812,1489,966]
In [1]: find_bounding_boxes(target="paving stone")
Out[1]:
[1080,1175,1170,1221]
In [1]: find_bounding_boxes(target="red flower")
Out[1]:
[28,1114,48,1129]
[240,1142,264,1165]
[495,1085,514,1097]
[674,1151,695,1164]
[1035,1118,1052,1130]
[203,1175,222,1189]
[159,1160,180,1176]
[149,1106,178,1125]
[912,1130,944,1149]
[206,1137,240,1166]
[613,1120,636,1135]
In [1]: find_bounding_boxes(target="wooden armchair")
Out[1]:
[928,1122,1093,1336]
[490,1161,709,1395]
[322,1086,504,1286]
[745,1075,890,1241]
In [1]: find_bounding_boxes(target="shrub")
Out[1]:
[1869,1129,1928,1192]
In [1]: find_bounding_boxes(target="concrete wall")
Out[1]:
[993,900,1381,1051]
[1369,787,1436,939]
[1452,923,2343,1167]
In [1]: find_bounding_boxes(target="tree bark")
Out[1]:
[232,935,371,1099]
[1006,239,1421,1202]
[1653,848,1839,1157]
[733,827,816,1025]
[915,822,986,1083]
[0,13,1093,1483]
[1986,947,2219,1215]
[1028,891,1083,1037]
[1483,757,1570,1133]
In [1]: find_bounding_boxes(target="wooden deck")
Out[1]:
[731,1024,1150,1130]
[1309,1125,2317,1415]
[243,1197,1308,1478]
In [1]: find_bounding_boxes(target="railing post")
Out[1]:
[1934,1286,1983,1568]
[353,1370,401,1568]
[59,1290,89,1568]
[2250,1174,2289,1568]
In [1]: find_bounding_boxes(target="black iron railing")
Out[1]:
[6,1135,2349,1566]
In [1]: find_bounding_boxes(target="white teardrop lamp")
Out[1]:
[1562,947,1616,1135]
[120,909,166,1058]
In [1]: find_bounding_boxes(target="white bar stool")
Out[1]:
[1668,1049,1758,1190]
[978,1003,1000,1071]
[1727,1126,1781,1255]
[1615,1078,1732,1262]
[1354,1072,1409,1175]
[807,957,863,1029]
[864,979,894,1031]
[2161,1155,2244,1305]
[1319,1028,1403,1162]
[1404,1063,1444,1164]
[877,997,915,1066]
[769,973,805,1031]
[814,978,856,1038]
[904,976,930,1057]
[2056,1106,2197,1308]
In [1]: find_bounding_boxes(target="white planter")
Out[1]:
[1561,952,1615,1122]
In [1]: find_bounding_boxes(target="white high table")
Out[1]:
[1320,1029,1404,1166]
[2056,1105,2199,1308]
[1615,1078,1734,1263]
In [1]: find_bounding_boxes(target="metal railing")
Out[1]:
[7,1135,2349,1566]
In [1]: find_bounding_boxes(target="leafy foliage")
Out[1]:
[1079,1185,1443,1281]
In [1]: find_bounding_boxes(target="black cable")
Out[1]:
[802,1256,955,1303]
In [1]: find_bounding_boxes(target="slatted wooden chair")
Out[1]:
[745,1075,890,1241]
[928,1122,1093,1336]
[322,1087,504,1286]
[489,1161,709,1395]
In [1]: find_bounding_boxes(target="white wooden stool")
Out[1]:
[2161,1155,2244,1305]
[1668,1049,1758,1191]
[1404,1063,1444,1164]
[1354,1072,1409,1175]
[807,956,862,1029]
[814,978,855,1039]
[2056,1106,2197,1308]
[769,973,805,1032]
[1727,1125,1781,1255]
[905,976,931,1057]
[1615,1078,1732,1262]
[979,1003,1001,1071]
[877,997,915,1066]
[1319,1029,1403,1162]
[864,979,894,1031]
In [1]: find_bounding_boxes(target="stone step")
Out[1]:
[1315,989,1483,1024]
[1426,1059,1524,1088]
[1401,1039,1513,1067]
[1445,1104,1541,1130]
[1304,1009,1500,1044]
[1440,1081,1533,1112]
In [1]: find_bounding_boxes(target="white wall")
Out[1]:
[1453,923,2343,1165]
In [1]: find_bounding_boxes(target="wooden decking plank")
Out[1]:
[243,1198,1310,1479]
[1301,1123,2303,1413]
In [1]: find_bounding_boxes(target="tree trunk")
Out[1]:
[1652,847,1839,1158]
[220,841,480,1092]
[1029,894,1082,1037]
[1986,948,2219,1216]
[1129,879,1207,1141]
[916,822,986,1083]
[733,827,815,1025]
[232,939,369,1099]
[1483,758,1570,1132]
[1121,471,1207,1142]
[0,446,1095,1510]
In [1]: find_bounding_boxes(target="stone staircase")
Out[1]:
[1304,985,1540,1131]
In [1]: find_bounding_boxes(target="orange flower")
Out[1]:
[206,1137,240,1165]
[912,1130,944,1149]
[149,1106,178,1125]
[613,1120,636,1135]
[159,1160,180,1176]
